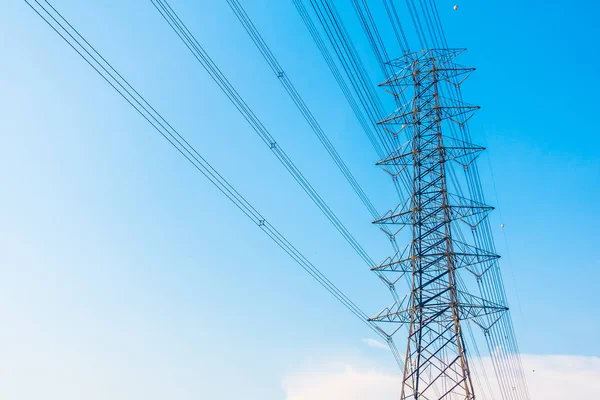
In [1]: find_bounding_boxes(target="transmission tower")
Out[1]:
[369,49,508,399]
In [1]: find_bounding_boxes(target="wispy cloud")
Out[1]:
[361,338,389,350]
[282,363,400,400]
[282,354,600,399]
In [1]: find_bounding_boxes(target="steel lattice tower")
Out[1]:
[369,49,508,399]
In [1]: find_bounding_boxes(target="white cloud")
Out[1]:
[282,354,600,400]
[282,363,401,400]
[517,355,600,399]
[362,338,389,350]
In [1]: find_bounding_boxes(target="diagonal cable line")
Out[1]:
[224,0,410,278]
[149,8,412,369]
[225,0,381,221]
[23,0,389,341]
[151,0,377,268]
[153,0,404,369]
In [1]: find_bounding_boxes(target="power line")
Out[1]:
[292,0,386,160]
[23,0,388,341]
[383,0,409,54]
[152,0,407,369]
[295,0,414,201]
[150,0,377,269]
[224,0,380,222]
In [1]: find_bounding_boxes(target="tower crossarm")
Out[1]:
[372,196,493,226]
[377,136,485,168]
[371,240,500,277]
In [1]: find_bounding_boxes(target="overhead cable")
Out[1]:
[23,0,388,341]
[151,0,377,268]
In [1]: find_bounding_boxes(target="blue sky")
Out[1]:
[1,0,599,398]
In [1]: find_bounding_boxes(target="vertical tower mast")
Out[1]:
[370,49,508,399]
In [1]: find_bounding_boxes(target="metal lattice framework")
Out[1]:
[370,49,507,399]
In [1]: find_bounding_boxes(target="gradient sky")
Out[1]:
[1,0,599,399]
